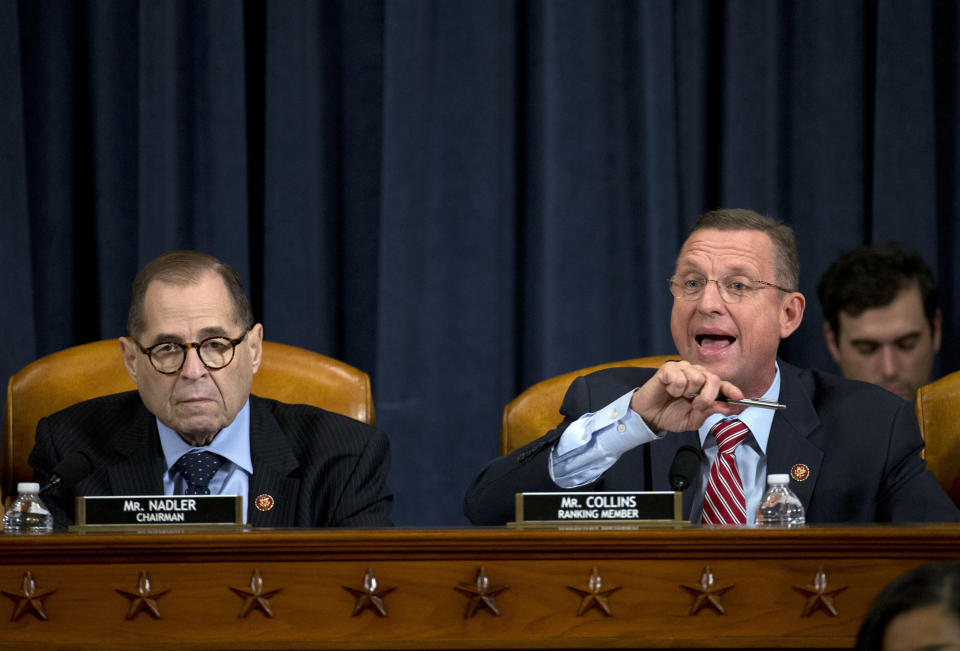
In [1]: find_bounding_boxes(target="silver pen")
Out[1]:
[686,393,787,410]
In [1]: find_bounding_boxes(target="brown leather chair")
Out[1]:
[500,355,680,455]
[915,370,960,505]
[2,339,375,500]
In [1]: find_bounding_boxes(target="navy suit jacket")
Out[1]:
[464,361,960,525]
[29,391,392,528]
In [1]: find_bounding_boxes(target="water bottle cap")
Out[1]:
[17,482,41,493]
[767,474,790,484]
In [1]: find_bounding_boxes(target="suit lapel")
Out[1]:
[247,397,302,527]
[765,363,823,509]
[107,405,166,495]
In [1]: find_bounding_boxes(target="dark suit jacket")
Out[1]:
[464,361,960,525]
[29,391,392,528]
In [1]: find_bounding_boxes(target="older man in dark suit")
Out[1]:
[464,209,959,526]
[30,251,392,528]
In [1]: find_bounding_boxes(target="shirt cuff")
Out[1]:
[555,388,655,457]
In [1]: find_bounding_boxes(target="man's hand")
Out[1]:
[628,360,744,432]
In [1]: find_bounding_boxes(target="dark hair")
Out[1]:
[127,251,254,339]
[855,561,960,650]
[691,209,800,291]
[817,243,938,336]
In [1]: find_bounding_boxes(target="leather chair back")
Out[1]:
[915,370,960,504]
[2,339,374,499]
[501,355,680,455]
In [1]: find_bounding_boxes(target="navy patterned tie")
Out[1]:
[173,451,224,495]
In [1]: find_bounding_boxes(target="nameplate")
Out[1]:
[512,491,683,526]
[75,495,243,528]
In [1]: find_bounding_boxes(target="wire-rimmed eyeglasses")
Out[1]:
[135,328,252,375]
[667,275,795,303]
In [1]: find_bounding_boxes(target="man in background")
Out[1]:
[817,243,941,401]
[30,251,392,528]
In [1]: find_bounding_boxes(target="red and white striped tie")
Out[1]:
[701,419,749,525]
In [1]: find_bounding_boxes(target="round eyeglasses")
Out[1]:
[668,275,795,303]
[136,329,251,375]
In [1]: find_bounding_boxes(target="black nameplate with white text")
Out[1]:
[513,491,682,525]
[75,495,242,527]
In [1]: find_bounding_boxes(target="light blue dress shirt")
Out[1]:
[551,365,782,525]
[158,399,253,523]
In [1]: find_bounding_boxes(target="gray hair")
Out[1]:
[127,250,253,339]
[690,208,800,290]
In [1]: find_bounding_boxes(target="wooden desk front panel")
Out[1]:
[1,527,958,650]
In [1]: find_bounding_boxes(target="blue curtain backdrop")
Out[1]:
[2,0,958,526]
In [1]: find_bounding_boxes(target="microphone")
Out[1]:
[39,450,94,494]
[669,445,705,491]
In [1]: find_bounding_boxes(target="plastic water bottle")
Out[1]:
[755,474,805,527]
[2,482,54,534]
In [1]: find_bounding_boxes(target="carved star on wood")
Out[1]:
[115,570,170,620]
[567,567,621,616]
[793,567,847,617]
[230,568,283,618]
[2,571,55,622]
[454,567,509,618]
[342,568,396,617]
[680,565,735,615]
